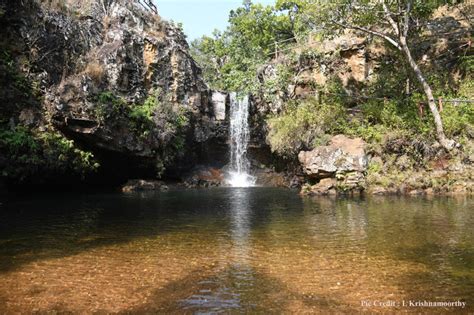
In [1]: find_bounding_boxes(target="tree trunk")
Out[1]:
[399,37,454,150]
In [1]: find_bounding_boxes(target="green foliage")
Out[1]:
[93,91,127,122]
[342,122,388,144]
[0,126,99,181]
[190,34,226,90]
[459,55,474,74]
[129,94,158,134]
[189,0,471,167]
[261,63,293,103]
[367,159,382,175]
[0,51,38,99]
[275,0,314,35]
[363,99,429,132]
[266,97,346,156]
[90,89,191,176]
[128,93,189,137]
[304,0,445,34]
[457,73,474,99]
[129,93,190,177]
[190,1,294,92]
[441,102,474,138]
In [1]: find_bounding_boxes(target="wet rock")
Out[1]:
[447,182,469,195]
[369,186,389,195]
[183,167,224,188]
[301,178,337,196]
[409,189,425,195]
[121,179,166,192]
[424,188,435,195]
[254,168,288,187]
[211,91,228,121]
[289,175,303,189]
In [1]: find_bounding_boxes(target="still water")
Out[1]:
[0,188,473,313]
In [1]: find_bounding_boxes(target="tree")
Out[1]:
[275,0,315,36]
[310,0,456,150]
[190,1,294,92]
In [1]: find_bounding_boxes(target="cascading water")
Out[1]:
[227,93,256,187]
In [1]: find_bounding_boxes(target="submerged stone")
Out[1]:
[121,179,166,192]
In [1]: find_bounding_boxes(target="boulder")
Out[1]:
[298,135,368,179]
[183,167,224,188]
[336,171,366,193]
[121,179,167,192]
[254,168,288,187]
[300,178,337,196]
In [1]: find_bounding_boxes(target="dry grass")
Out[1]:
[43,0,69,12]
[42,0,97,16]
[84,61,105,85]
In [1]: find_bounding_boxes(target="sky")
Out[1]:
[153,0,275,41]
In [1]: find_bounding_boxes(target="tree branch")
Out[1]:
[382,1,400,36]
[330,19,402,51]
[402,0,412,38]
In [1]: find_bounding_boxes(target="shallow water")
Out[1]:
[0,188,473,313]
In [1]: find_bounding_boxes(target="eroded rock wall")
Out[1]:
[0,0,229,183]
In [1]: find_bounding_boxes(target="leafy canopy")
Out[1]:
[190,0,294,92]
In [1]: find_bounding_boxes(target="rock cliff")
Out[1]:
[0,0,229,185]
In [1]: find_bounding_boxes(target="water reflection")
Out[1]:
[229,188,252,264]
[0,190,473,313]
[180,187,255,312]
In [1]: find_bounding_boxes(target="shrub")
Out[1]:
[261,63,293,103]
[132,94,191,177]
[129,94,158,133]
[441,102,474,138]
[93,91,127,122]
[266,97,347,156]
[0,126,99,181]
[342,122,388,144]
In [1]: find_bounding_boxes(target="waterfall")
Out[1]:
[227,93,256,187]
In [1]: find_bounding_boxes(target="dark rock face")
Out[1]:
[41,1,214,156]
[1,0,229,180]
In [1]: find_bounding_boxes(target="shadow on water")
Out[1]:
[122,265,360,314]
[124,188,358,313]
[0,188,473,312]
[0,188,304,273]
